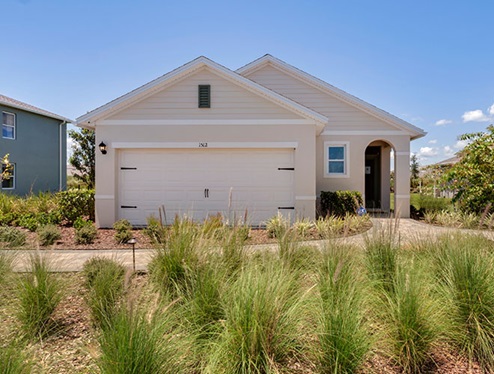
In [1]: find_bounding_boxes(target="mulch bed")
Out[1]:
[18,227,279,250]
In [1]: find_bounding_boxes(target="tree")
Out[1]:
[444,124,494,214]
[68,128,95,189]
[1,154,12,181]
[410,154,420,190]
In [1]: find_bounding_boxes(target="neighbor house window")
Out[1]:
[198,85,211,108]
[2,112,15,139]
[324,141,349,178]
[2,163,15,189]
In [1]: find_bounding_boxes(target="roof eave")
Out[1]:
[0,100,73,123]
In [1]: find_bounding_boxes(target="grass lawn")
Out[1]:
[390,193,451,211]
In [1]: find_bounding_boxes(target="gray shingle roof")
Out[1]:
[0,94,72,122]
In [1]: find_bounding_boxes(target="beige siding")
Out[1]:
[245,65,399,131]
[109,67,301,120]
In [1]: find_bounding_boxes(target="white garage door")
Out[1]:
[118,148,295,226]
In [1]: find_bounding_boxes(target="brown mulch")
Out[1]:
[19,225,373,251]
[27,274,97,373]
[361,348,483,373]
[19,227,276,250]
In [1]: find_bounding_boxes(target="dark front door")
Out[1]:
[365,146,381,209]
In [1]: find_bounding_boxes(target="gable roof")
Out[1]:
[237,54,426,140]
[76,56,328,130]
[0,94,72,122]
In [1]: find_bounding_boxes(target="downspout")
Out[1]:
[59,121,67,191]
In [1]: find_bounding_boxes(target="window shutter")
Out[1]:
[198,85,211,108]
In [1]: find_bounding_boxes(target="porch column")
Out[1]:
[394,148,410,218]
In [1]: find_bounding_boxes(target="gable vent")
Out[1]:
[198,85,211,108]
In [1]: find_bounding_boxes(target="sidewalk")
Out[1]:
[7,219,494,272]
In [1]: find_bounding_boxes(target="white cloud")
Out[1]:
[454,139,468,149]
[489,103,494,116]
[443,146,454,157]
[440,140,469,159]
[417,147,438,158]
[462,109,489,122]
[428,139,437,144]
[435,119,452,126]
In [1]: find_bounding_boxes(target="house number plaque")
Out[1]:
[199,142,208,148]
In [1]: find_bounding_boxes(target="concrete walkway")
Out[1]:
[6,219,494,272]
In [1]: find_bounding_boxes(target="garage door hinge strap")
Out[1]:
[278,207,295,210]
[120,167,137,170]
[278,167,294,171]
[121,205,137,209]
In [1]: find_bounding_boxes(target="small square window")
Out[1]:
[2,163,15,189]
[324,142,349,178]
[2,112,15,139]
[198,85,211,108]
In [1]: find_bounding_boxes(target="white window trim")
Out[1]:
[2,111,16,140]
[324,141,350,178]
[2,163,15,190]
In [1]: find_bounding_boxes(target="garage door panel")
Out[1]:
[119,149,294,225]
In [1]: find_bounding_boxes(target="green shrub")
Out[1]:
[202,213,224,239]
[113,219,133,244]
[183,262,226,341]
[76,224,98,244]
[265,212,290,238]
[57,189,95,224]
[320,190,363,217]
[0,212,15,226]
[83,257,126,328]
[37,224,62,246]
[144,216,167,245]
[0,193,60,229]
[317,244,371,373]
[0,343,33,374]
[148,217,199,298]
[384,264,438,373]
[364,228,399,297]
[207,260,306,373]
[97,301,191,374]
[293,218,313,238]
[277,228,304,271]
[424,209,480,229]
[17,255,62,339]
[0,226,26,248]
[16,214,40,232]
[315,216,345,239]
[220,226,249,274]
[416,194,451,213]
[343,213,371,235]
[74,217,93,230]
[430,234,494,371]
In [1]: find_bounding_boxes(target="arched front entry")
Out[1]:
[364,140,395,214]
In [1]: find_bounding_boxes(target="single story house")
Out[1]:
[1,94,71,195]
[76,55,425,227]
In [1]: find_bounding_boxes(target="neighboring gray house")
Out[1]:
[1,94,71,195]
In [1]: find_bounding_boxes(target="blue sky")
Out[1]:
[2,0,493,165]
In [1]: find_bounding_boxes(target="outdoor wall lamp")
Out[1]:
[99,141,107,155]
